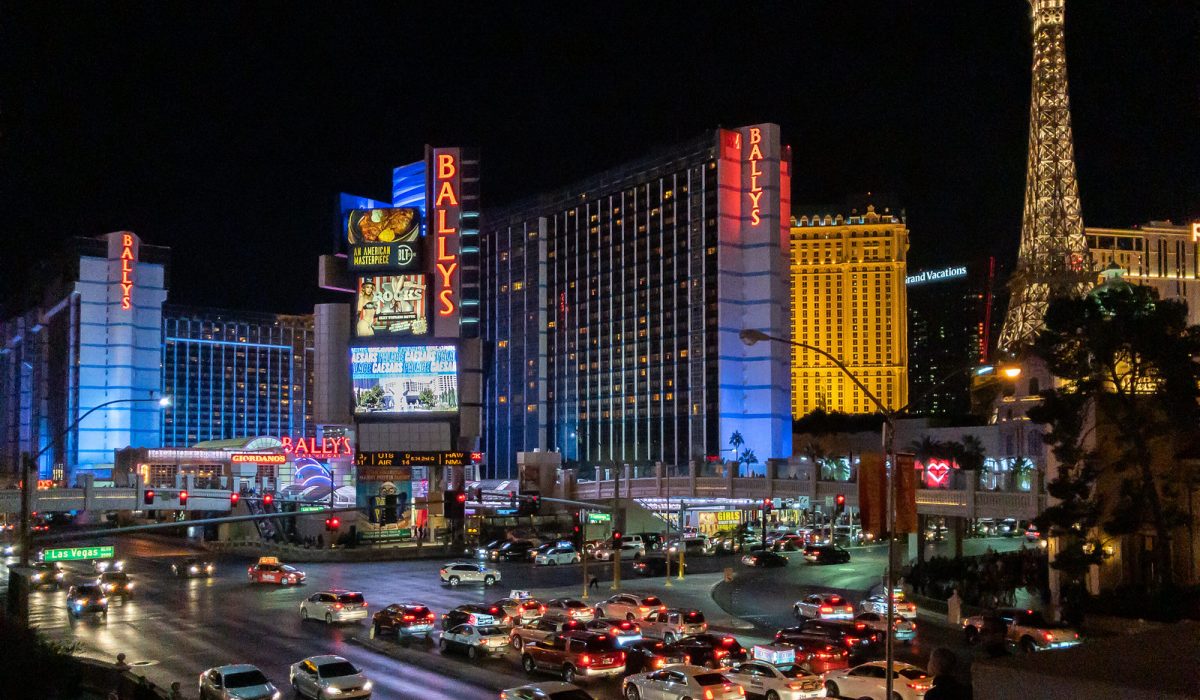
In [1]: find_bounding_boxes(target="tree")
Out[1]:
[1031,282,1200,595]
[417,388,436,409]
[729,431,745,455]
[738,448,759,476]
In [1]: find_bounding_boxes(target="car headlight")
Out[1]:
[99,597,108,605]
[189,566,199,573]
[32,573,43,581]
[324,687,343,696]
[361,680,372,691]
[272,692,282,700]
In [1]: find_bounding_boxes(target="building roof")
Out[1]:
[971,621,1200,700]
[189,436,283,451]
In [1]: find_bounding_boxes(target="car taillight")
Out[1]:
[539,605,546,613]
[403,614,414,621]
[579,654,591,666]
[704,691,714,700]
[618,652,626,662]
[1044,632,1054,642]
[426,613,436,620]
[659,605,667,611]
[1073,632,1079,639]
[490,607,499,614]
[334,603,344,609]
[713,649,727,659]
[736,686,745,696]
[844,637,859,646]
[819,605,833,613]
[652,658,665,669]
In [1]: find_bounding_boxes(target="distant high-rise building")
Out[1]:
[0,232,169,481]
[790,204,909,416]
[483,125,794,477]
[907,259,1002,417]
[1087,221,1200,324]
[161,305,315,446]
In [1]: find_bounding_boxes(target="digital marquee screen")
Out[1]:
[346,207,423,271]
[356,274,428,337]
[351,345,458,415]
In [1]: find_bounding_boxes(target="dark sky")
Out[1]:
[2,2,1197,315]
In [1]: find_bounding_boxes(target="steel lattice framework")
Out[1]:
[999,0,1092,352]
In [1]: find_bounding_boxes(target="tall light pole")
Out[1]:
[740,329,1019,698]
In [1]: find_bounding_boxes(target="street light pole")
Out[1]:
[739,329,1019,699]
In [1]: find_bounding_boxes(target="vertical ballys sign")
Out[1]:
[431,148,461,335]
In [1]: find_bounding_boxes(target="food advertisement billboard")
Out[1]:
[347,207,422,271]
[351,345,458,415]
[356,274,428,337]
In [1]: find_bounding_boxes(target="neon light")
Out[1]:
[432,150,460,318]
[278,436,352,459]
[906,266,968,286]
[119,233,135,310]
[747,128,764,227]
[916,458,958,488]
[231,453,287,464]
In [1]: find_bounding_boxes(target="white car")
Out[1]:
[300,590,369,624]
[822,662,931,700]
[494,595,547,626]
[793,593,854,620]
[198,664,281,700]
[499,682,592,700]
[545,598,596,622]
[288,655,372,699]
[640,608,708,643]
[440,561,501,587]
[440,623,511,659]
[961,607,1082,652]
[623,665,744,700]
[858,591,917,620]
[592,542,644,561]
[536,546,581,566]
[595,593,666,621]
[723,660,826,699]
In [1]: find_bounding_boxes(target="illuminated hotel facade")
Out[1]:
[0,232,169,481]
[483,125,794,477]
[789,204,909,417]
[1087,220,1200,324]
[160,305,315,447]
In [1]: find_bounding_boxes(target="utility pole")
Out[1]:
[664,466,672,588]
[677,501,686,580]
[580,509,590,600]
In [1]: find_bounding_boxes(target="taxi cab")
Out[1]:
[247,556,306,585]
[494,591,546,626]
[722,646,827,699]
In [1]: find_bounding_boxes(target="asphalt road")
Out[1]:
[7,535,1027,700]
[10,538,749,700]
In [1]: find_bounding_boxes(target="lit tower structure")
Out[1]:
[999,0,1092,351]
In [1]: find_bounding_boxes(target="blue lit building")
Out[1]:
[160,306,316,446]
[0,232,169,481]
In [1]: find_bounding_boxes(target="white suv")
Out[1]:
[594,593,665,621]
[440,561,501,587]
[300,590,369,624]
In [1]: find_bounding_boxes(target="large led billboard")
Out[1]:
[351,345,458,415]
[347,207,422,271]
[356,274,428,337]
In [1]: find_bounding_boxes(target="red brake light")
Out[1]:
[704,690,714,700]
[1044,632,1054,642]
[722,636,734,645]
[334,603,344,609]
[490,607,499,613]
[819,606,833,613]
[579,654,591,666]
[844,637,858,646]
[403,614,414,621]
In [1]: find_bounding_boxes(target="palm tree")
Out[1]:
[909,436,945,466]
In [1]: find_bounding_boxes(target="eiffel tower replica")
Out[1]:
[998,0,1093,352]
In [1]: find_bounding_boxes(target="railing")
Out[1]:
[0,486,237,514]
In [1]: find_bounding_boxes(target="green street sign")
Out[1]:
[299,506,325,513]
[586,512,611,524]
[43,545,114,562]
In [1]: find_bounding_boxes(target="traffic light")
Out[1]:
[230,492,240,506]
[612,530,623,547]
[762,498,773,514]
[143,489,155,506]
[178,490,188,506]
[509,491,517,508]
[444,490,466,519]
[325,516,340,531]
[263,493,274,507]
[835,493,846,515]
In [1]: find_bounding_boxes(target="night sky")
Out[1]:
[2,2,1197,316]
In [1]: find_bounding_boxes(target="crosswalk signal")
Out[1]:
[762,498,773,514]
[444,490,466,519]
[178,490,188,506]
[230,492,240,506]
[263,493,274,507]
[835,493,846,515]
[612,530,623,547]
[325,516,340,531]
[143,489,155,506]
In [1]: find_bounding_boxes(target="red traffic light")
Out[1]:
[178,490,188,505]
[230,492,240,505]
[143,489,155,505]
[456,492,467,504]
[263,493,274,506]
[835,494,846,506]
[326,517,341,530]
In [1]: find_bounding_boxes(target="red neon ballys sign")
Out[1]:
[279,436,352,459]
[120,233,135,310]
[433,151,460,318]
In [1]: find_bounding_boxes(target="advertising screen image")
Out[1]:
[347,207,422,270]
[351,345,458,415]
[356,275,428,337]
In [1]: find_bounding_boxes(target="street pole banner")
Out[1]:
[895,453,918,533]
[857,454,887,536]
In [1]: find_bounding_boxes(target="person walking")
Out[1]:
[589,575,600,591]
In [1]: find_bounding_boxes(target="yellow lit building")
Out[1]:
[1087,220,1200,326]
[790,204,909,416]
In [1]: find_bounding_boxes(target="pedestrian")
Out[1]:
[924,647,972,700]
[589,575,599,591]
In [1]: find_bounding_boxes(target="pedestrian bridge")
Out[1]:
[569,468,1043,521]
[0,485,236,515]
